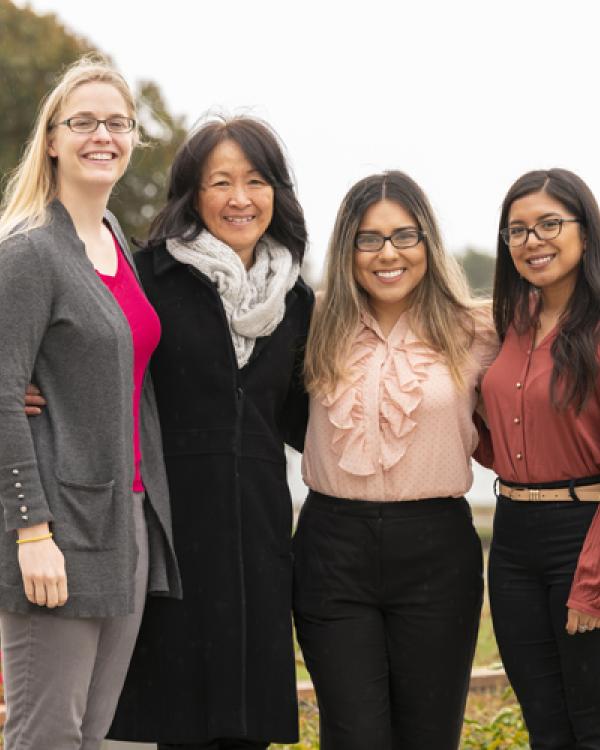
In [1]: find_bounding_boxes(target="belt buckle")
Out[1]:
[529,488,540,501]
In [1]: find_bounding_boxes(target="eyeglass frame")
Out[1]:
[49,116,137,134]
[354,228,427,252]
[500,217,580,248]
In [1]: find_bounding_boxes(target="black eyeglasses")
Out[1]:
[355,228,426,252]
[50,116,136,134]
[500,218,580,248]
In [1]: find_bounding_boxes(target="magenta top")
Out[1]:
[97,235,161,492]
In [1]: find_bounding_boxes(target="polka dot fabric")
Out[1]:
[302,311,498,501]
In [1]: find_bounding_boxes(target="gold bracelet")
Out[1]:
[16,532,53,545]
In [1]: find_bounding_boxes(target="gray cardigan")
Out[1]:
[0,200,181,617]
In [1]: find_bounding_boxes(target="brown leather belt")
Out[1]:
[499,481,600,502]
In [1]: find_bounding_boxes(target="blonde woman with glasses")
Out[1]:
[0,56,180,749]
[294,171,497,750]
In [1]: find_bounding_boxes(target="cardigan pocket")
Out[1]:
[53,476,117,551]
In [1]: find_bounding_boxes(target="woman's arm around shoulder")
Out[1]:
[469,301,500,374]
[282,277,315,453]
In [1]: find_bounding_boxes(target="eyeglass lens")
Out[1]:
[68,116,134,133]
[502,219,564,246]
[356,229,421,251]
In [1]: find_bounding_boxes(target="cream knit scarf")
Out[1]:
[166,230,299,368]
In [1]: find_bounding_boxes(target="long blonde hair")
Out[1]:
[305,171,487,396]
[0,54,137,243]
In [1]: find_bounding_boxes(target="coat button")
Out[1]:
[19,506,27,513]
[12,469,19,475]
[15,482,22,489]
[17,494,24,499]
[21,515,28,521]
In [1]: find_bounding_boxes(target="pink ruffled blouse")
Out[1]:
[302,311,498,501]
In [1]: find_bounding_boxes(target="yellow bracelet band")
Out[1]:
[16,532,53,545]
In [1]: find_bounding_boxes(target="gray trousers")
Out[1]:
[0,492,149,750]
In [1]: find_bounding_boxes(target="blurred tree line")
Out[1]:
[456,248,496,296]
[0,0,187,242]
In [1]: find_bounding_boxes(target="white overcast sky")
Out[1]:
[15,0,600,278]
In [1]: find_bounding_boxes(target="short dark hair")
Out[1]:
[146,115,307,263]
[494,168,600,411]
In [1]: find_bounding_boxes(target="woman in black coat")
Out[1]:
[108,116,313,749]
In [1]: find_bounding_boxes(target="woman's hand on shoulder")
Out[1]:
[566,607,600,635]
[24,384,46,416]
[17,523,67,608]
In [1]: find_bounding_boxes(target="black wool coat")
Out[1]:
[109,242,314,744]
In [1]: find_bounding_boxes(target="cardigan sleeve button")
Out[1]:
[15,482,22,489]
[19,506,27,513]
[12,469,19,475]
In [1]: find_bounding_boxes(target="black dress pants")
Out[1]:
[293,491,483,750]
[158,740,267,750]
[489,497,600,750]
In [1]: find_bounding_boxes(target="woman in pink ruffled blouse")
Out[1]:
[294,171,497,750]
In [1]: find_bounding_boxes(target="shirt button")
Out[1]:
[516,382,522,389]
[513,417,520,424]
[516,452,523,460]
[19,506,27,513]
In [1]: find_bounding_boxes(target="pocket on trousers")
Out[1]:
[53,476,117,551]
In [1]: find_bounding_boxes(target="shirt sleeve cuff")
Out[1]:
[566,595,600,619]
[0,460,53,531]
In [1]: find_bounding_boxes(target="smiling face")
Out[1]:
[47,81,134,198]
[507,190,584,303]
[353,199,427,325]
[197,139,274,267]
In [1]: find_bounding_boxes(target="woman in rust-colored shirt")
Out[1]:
[479,168,600,749]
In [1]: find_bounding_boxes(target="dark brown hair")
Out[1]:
[145,115,307,262]
[494,168,600,412]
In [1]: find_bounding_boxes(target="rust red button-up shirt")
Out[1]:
[478,324,600,616]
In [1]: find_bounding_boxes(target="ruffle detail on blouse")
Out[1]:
[322,322,439,476]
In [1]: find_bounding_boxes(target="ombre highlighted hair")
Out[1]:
[305,171,489,396]
[0,54,137,243]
